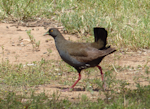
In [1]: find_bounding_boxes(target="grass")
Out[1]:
[0,0,150,108]
[0,89,150,109]
[0,58,149,108]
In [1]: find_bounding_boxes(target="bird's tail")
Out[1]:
[103,46,116,56]
[94,27,107,49]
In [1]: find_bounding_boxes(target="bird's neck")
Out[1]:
[54,34,67,52]
[54,34,66,43]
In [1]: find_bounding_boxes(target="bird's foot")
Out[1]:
[103,83,106,91]
[102,83,111,91]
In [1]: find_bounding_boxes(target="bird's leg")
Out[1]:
[97,65,106,90]
[62,73,81,92]
[70,73,81,89]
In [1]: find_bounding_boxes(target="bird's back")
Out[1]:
[53,27,116,70]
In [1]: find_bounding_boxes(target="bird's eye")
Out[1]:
[50,30,53,32]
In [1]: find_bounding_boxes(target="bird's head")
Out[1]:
[44,28,60,38]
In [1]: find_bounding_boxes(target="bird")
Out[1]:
[44,27,116,91]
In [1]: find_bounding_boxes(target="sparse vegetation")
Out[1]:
[0,0,150,108]
[0,59,149,108]
[26,30,40,51]
[47,48,52,56]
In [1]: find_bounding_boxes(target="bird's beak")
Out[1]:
[43,31,49,36]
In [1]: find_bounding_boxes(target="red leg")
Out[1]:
[71,73,81,89]
[97,65,106,90]
[62,73,81,92]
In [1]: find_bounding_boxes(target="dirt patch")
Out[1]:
[0,21,150,101]
[0,21,77,64]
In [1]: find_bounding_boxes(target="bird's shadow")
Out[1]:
[55,86,102,92]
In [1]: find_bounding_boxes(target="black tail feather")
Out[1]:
[94,27,107,48]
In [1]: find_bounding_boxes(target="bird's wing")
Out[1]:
[66,43,89,57]
[68,49,88,57]
[70,47,116,63]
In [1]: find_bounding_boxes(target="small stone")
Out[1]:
[19,38,23,41]
[137,50,142,54]
[23,39,30,42]
[117,90,120,93]
[45,40,49,42]
[108,97,111,100]
[55,68,59,71]
[27,64,36,66]
[44,27,47,30]
[43,52,47,54]
[12,44,15,46]
[58,73,61,76]
[21,44,25,47]
[17,44,20,46]
[17,29,22,31]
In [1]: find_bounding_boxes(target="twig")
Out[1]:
[112,64,119,73]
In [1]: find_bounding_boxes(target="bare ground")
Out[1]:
[0,20,150,101]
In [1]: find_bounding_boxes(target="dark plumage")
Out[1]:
[44,27,116,91]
